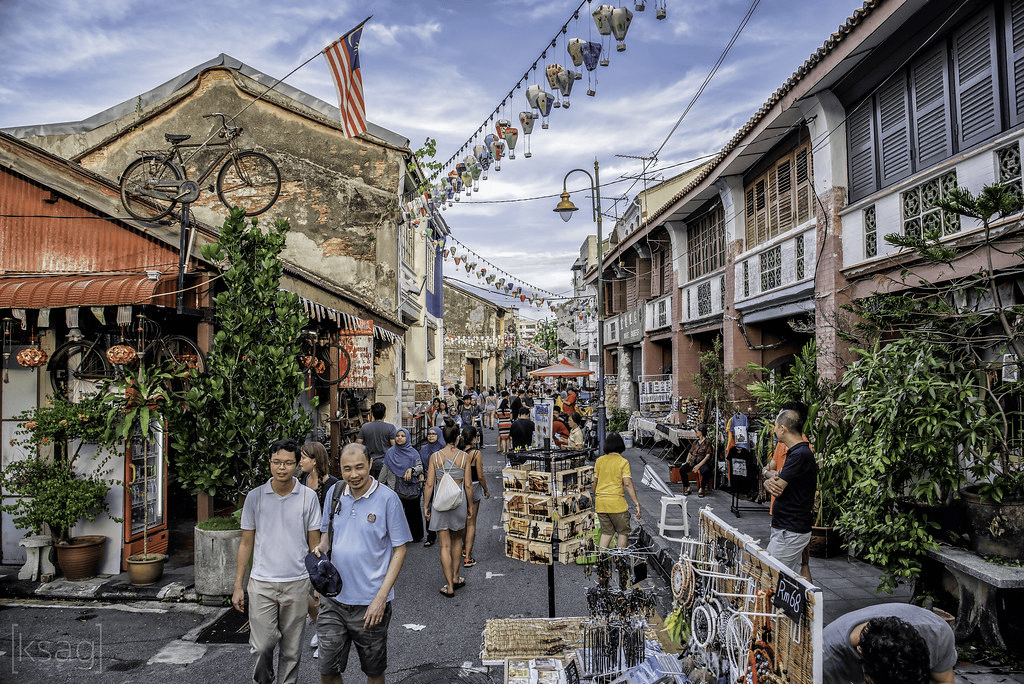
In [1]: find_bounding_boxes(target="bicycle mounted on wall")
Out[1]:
[118,113,281,221]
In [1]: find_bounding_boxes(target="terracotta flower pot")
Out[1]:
[55,535,106,581]
[126,553,167,586]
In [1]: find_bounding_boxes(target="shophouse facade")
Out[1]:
[585,0,1024,416]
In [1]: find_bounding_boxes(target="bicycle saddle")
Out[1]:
[164,133,191,143]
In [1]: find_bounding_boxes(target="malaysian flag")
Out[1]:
[323,17,371,137]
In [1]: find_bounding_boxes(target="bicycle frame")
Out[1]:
[145,139,237,188]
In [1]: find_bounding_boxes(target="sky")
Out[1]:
[1,0,863,319]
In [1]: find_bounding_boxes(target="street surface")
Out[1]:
[0,430,671,683]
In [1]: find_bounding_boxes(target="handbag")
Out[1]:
[394,474,423,500]
[433,452,465,511]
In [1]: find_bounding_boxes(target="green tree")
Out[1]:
[168,209,316,500]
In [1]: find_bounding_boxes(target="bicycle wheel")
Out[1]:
[216,151,281,216]
[47,342,113,398]
[156,335,206,374]
[313,344,351,386]
[120,155,183,221]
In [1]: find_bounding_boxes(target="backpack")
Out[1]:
[433,452,466,511]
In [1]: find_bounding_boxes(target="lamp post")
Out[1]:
[553,159,605,451]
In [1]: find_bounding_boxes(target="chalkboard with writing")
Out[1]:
[773,573,804,622]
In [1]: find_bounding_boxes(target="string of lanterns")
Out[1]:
[439,235,602,314]
[400,0,668,217]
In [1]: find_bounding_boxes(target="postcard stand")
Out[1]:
[502,448,595,617]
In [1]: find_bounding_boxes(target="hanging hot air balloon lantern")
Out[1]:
[503,126,518,159]
[486,134,504,172]
[457,161,473,196]
[469,162,482,192]
[610,7,633,51]
[567,37,585,67]
[545,64,564,107]
[473,144,491,180]
[448,169,462,200]
[518,111,536,158]
[526,84,542,111]
[580,41,602,95]
[536,91,555,129]
[454,256,461,266]
[656,0,667,19]
[592,5,614,66]
[634,0,646,10]
[556,69,578,108]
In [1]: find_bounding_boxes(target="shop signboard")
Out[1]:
[338,319,374,389]
[619,305,644,344]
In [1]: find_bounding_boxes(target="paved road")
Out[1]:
[0,428,670,683]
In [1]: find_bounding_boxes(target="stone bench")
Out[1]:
[918,545,1024,650]
[18,534,56,582]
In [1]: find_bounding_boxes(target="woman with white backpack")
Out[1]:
[422,419,475,597]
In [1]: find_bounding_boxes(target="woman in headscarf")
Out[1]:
[418,426,446,547]
[381,428,425,542]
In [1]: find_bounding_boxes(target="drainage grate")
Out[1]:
[195,609,250,644]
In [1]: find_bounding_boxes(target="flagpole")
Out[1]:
[228,15,374,127]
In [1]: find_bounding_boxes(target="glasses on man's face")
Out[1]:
[271,460,296,469]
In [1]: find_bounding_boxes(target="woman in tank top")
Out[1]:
[459,425,490,568]
[422,419,475,597]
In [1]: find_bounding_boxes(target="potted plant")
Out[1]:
[0,395,119,580]
[104,362,187,585]
[160,210,316,596]
[194,512,248,601]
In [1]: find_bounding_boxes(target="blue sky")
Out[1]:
[1,0,862,317]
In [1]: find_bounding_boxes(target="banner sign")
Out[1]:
[338,319,374,388]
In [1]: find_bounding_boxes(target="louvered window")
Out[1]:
[651,251,662,297]
[953,7,1000,148]
[901,171,959,240]
[997,142,1024,201]
[688,201,725,280]
[742,261,750,298]
[864,205,878,258]
[744,140,813,249]
[848,4,1008,203]
[720,276,726,311]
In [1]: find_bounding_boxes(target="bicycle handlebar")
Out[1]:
[202,112,242,139]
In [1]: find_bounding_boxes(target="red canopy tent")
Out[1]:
[528,358,594,378]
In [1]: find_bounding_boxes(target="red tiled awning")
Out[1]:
[0,273,182,309]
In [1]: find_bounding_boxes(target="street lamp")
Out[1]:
[553,159,605,452]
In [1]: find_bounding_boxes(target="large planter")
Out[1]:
[808,525,844,558]
[194,525,247,599]
[961,486,1024,561]
[126,553,167,586]
[55,535,106,581]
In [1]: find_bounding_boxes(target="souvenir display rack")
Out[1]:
[665,508,823,683]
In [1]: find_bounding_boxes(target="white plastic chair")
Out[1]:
[640,464,689,540]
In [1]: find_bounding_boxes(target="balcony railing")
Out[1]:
[734,225,816,304]
[681,271,726,323]
[645,293,673,331]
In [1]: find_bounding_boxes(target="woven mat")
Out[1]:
[480,617,658,661]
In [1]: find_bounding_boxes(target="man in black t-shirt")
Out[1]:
[509,390,524,420]
[356,402,397,478]
[763,408,816,575]
[509,408,535,450]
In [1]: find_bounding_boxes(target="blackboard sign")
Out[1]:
[564,658,580,684]
[773,573,804,622]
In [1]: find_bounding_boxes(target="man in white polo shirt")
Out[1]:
[314,443,412,684]
[232,438,322,684]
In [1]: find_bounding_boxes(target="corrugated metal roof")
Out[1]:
[1,53,410,150]
[0,272,182,309]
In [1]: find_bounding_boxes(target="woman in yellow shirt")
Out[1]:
[591,432,642,550]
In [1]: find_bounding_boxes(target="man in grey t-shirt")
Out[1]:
[357,402,396,478]
[822,602,956,684]
[233,438,322,684]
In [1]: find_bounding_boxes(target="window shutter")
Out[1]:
[663,259,673,294]
[911,44,953,168]
[745,187,755,247]
[651,251,662,297]
[953,7,999,148]
[776,159,793,234]
[755,178,768,245]
[1006,0,1024,126]
[878,73,912,186]
[795,147,813,224]
[847,99,877,201]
